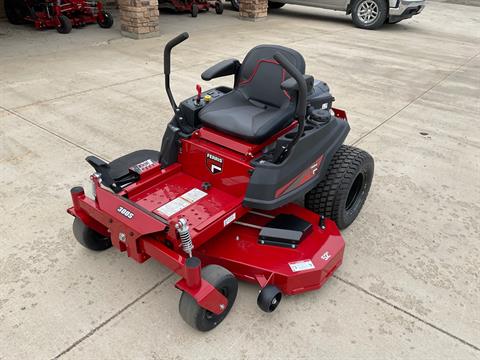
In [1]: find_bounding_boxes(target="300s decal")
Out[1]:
[117,206,134,219]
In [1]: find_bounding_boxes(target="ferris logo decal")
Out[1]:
[117,206,134,219]
[311,155,324,176]
[206,153,223,174]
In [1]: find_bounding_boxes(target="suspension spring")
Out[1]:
[176,218,193,257]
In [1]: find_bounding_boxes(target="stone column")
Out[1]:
[239,0,268,21]
[118,0,160,39]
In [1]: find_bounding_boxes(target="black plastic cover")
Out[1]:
[259,214,313,247]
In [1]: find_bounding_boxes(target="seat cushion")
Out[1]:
[199,90,295,144]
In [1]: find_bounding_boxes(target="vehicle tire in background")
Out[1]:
[56,15,72,34]
[230,0,239,11]
[4,0,29,25]
[215,0,224,14]
[98,10,114,28]
[268,1,285,9]
[351,0,388,30]
[191,3,198,17]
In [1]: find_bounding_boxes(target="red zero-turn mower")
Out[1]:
[4,0,113,34]
[68,33,374,331]
[158,0,223,17]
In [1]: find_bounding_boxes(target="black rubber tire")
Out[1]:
[230,0,239,11]
[215,0,223,14]
[268,1,285,9]
[351,0,388,30]
[98,10,114,28]
[305,145,374,230]
[72,217,112,251]
[257,285,282,313]
[4,0,29,25]
[179,265,238,331]
[56,15,72,34]
[191,3,198,17]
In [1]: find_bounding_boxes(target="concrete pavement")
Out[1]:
[1,2,479,359]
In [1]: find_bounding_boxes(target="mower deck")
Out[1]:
[197,204,344,295]
[69,157,343,296]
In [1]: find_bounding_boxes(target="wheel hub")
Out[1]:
[358,0,379,24]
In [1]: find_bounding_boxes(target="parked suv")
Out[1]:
[230,0,425,30]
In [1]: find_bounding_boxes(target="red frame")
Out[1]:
[68,111,346,315]
[23,0,106,31]
[160,0,217,13]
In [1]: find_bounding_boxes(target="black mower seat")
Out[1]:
[199,45,306,144]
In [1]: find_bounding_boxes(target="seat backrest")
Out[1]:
[236,45,306,108]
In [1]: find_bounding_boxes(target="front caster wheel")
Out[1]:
[257,285,282,313]
[72,217,112,251]
[179,265,238,331]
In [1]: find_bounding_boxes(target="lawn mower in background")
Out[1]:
[4,0,113,34]
[158,0,223,17]
[68,32,374,331]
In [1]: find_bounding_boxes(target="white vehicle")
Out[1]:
[231,0,425,30]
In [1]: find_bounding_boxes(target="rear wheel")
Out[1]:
[97,10,114,28]
[268,1,285,9]
[305,145,374,229]
[4,0,29,25]
[72,217,112,251]
[56,15,72,34]
[351,0,388,30]
[179,265,238,331]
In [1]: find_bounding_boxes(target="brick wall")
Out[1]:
[239,0,268,20]
[118,0,160,38]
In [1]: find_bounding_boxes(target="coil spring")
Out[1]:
[176,218,193,257]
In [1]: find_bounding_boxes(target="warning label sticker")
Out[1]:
[155,188,208,218]
[288,260,315,272]
[181,188,208,203]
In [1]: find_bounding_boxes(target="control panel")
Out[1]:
[179,86,230,129]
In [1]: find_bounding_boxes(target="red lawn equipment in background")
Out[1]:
[4,0,113,34]
[68,33,374,331]
[159,0,223,17]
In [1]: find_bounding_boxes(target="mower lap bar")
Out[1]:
[201,59,241,81]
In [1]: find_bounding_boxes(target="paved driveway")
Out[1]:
[1,2,479,359]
